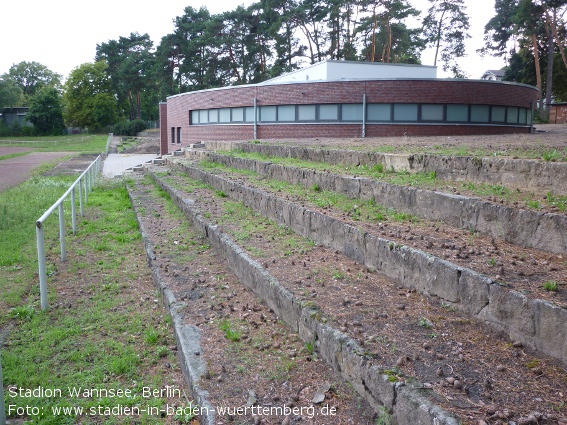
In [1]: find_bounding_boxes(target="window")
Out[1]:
[319,104,339,120]
[507,107,519,124]
[492,106,506,122]
[219,108,231,123]
[191,110,199,124]
[471,105,490,123]
[367,104,391,122]
[394,104,418,122]
[278,105,295,122]
[232,107,244,122]
[199,110,208,124]
[188,102,530,128]
[447,104,468,122]
[342,104,363,121]
[260,106,276,122]
[298,105,316,121]
[519,108,528,125]
[177,127,182,144]
[209,109,219,123]
[421,104,444,121]
[171,127,176,144]
[245,107,255,122]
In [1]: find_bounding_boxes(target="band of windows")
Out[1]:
[190,103,532,126]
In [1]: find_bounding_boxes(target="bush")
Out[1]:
[0,121,11,137]
[21,126,36,137]
[128,119,147,135]
[113,120,148,136]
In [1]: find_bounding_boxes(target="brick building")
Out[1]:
[159,61,539,155]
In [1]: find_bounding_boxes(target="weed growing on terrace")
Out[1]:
[219,318,242,341]
[544,280,559,292]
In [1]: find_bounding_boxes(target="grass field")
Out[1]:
[0,135,109,155]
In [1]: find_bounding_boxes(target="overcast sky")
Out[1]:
[0,0,505,81]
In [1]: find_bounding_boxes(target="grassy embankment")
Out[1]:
[1,137,195,424]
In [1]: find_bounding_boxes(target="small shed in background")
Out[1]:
[550,103,567,124]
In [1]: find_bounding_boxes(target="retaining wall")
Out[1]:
[148,170,460,425]
[169,161,567,366]
[234,143,567,196]
[186,150,567,255]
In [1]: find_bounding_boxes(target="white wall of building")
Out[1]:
[264,60,437,84]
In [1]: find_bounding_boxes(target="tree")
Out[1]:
[27,87,65,135]
[96,33,155,121]
[422,0,471,77]
[7,61,61,105]
[291,0,330,63]
[64,61,117,130]
[481,0,548,114]
[0,77,23,108]
[358,0,421,63]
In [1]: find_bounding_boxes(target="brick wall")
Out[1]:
[159,102,168,155]
[161,79,538,146]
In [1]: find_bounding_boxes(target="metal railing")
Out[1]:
[105,133,113,153]
[0,135,96,146]
[36,155,102,311]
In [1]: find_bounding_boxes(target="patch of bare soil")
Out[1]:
[129,174,377,425]
[249,124,567,158]
[122,138,160,154]
[153,165,567,425]
[43,153,99,176]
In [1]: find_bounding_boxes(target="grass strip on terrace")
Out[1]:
[216,150,567,212]
[156,172,317,259]
[251,139,567,161]
[198,159,420,225]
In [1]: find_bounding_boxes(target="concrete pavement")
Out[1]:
[102,154,159,178]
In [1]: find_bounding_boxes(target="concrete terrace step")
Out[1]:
[164,160,567,367]
[127,174,380,425]
[146,163,567,423]
[183,150,567,255]
[141,168,461,424]
[232,142,567,197]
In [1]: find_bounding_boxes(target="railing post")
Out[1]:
[84,174,89,204]
[79,177,84,216]
[36,223,48,311]
[71,187,77,234]
[59,203,66,261]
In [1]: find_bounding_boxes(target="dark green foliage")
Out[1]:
[422,0,471,76]
[113,119,148,136]
[26,87,65,135]
[6,61,62,106]
[64,61,117,130]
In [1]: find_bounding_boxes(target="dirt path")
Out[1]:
[0,150,75,192]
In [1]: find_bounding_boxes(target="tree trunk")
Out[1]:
[531,32,543,109]
[551,7,567,70]
[434,9,447,66]
[371,11,378,62]
[545,27,554,119]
